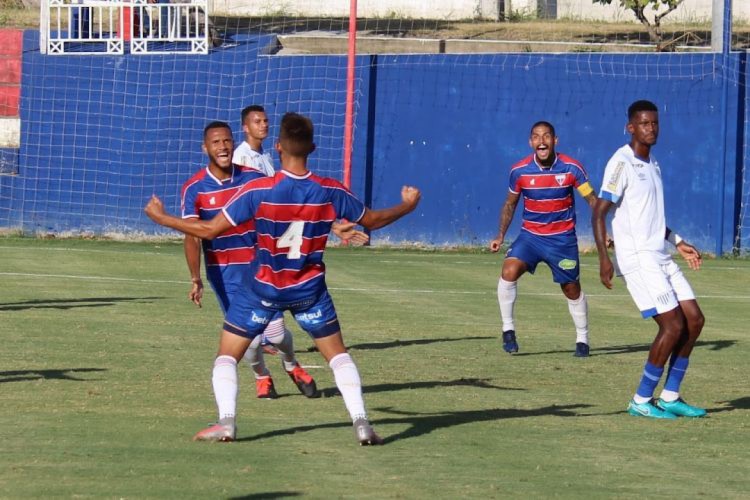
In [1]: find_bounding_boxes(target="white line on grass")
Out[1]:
[2,272,749,300]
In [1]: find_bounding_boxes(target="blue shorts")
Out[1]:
[223,288,340,340]
[506,231,580,284]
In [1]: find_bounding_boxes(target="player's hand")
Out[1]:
[599,256,614,289]
[676,241,702,271]
[489,237,504,253]
[144,195,165,222]
[188,278,203,307]
[332,221,369,245]
[401,186,421,209]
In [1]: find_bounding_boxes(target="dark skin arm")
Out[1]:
[592,197,615,289]
[145,195,232,239]
[489,191,520,252]
[183,235,204,307]
[357,186,421,230]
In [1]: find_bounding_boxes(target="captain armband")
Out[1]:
[576,182,594,197]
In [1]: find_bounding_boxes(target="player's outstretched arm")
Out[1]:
[358,186,421,230]
[592,198,615,289]
[489,191,520,252]
[144,195,232,240]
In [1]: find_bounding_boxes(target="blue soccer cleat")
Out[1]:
[502,330,519,354]
[574,342,590,357]
[656,398,707,418]
[627,399,677,419]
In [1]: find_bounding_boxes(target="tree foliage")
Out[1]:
[593,0,685,49]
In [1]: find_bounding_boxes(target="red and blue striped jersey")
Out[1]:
[508,153,592,238]
[181,165,266,270]
[222,170,366,303]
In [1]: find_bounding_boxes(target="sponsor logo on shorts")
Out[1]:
[558,259,577,270]
[251,312,270,325]
[297,309,323,323]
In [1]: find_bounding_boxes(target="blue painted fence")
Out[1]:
[1,31,746,254]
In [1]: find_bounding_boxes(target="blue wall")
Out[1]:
[1,31,745,253]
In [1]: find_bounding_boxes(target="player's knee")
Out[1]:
[687,311,705,336]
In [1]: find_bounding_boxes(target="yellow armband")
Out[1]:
[577,182,593,197]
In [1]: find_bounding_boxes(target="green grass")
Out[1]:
[0,237,748,498]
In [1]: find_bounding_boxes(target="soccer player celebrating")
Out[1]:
[145,113,421,445]
[181,121,319,400]
[593,100,706,419]
[489,121,596,357]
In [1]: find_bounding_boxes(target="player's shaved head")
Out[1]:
[203,121,232,140]
[628,100,658,120]
[530,121,555,137]
[279,113,315,157]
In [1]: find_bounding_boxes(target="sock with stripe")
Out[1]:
[660,356,690,402]
[633,361,664,404]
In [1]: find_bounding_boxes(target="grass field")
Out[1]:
[0,236,748,498]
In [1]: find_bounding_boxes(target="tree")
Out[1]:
[593,0,685,49]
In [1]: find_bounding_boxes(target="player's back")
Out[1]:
[224,170,365,304]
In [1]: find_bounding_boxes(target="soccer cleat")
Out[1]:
[286,364,320,398]
[574,342,590,357]
[255,376,278,399]
[193,419,236,442]
[502,330,519,353]
[353,418,384,446]
[656,398,707,418]
[627,399,677,419]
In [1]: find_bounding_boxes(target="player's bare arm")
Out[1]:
[144,195,233,239]
[489,191,520,252]
[331,221,369,245]
[666,226,702,271]
[592,197,615,289]
[183,235,204,307]
[358,186,421,230]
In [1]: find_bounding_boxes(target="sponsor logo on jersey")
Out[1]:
[251,311,270,325]
[558,259,577,270]
[209,196,216,205]
[530,178,536,185]
[606,162,625,192]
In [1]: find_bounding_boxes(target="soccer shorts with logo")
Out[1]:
[223,288,340,339]
[620,256,695,318]
[506,231,580,284]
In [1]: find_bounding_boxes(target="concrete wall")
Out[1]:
[210,0,750,23]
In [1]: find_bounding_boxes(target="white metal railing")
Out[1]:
[41,0,211,55]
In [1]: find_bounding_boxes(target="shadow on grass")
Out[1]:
[512,339,736,357]
[707,396,750,414]
[0,367,107,383]
[0,296,164,311]
[237,403,593,444]
[319,378,524,398]
[333,336,494,351]
[228,493,303,500]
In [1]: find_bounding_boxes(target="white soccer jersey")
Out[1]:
[232,141,275,177]
[599,144,670,275]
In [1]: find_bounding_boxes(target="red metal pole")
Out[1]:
[343,0,357,188]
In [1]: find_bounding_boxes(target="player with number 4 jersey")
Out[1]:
[145,113,421,445]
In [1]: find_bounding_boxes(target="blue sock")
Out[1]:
[663,356,690,393]
[635,361,664,400]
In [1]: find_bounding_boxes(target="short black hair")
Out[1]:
[628,100,658,120]
[530,121,555,137]
[241,105,266,124]
[203,121,231,139]
[279,112,314,157]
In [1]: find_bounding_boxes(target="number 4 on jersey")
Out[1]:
[278,221,305,259]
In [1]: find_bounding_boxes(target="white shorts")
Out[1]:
[620,258,695,318]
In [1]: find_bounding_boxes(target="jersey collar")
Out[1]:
[205,166,236,185]
[280,169,312,180]
[533,154,558,170]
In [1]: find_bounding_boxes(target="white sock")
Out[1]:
[263,318,296,367]
[329,353,367,421]
[633,394,651,405]
[242,335,270,378]
[212,355,238,420]
[567,291,589,344]
[497,278,517,332]
[660,389,680,402]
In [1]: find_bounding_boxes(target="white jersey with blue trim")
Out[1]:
[232,141,275,178]
[599,144,670,274]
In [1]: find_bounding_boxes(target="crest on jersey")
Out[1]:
[555,174,566,186]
